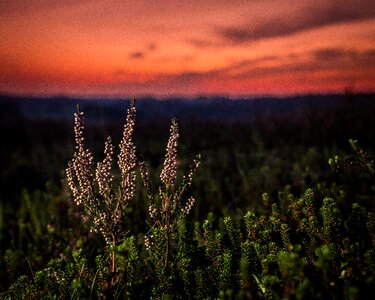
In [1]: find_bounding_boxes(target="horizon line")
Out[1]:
[1,90,373,101]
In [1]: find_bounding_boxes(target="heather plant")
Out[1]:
[65,99,137,273]
[140,118,201,295]
[64,100,201,297]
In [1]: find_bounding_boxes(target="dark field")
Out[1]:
[1,93,375,298]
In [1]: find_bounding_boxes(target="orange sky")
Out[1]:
[0,0,374,97]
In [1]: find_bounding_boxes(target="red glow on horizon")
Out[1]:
[0,0,374,97]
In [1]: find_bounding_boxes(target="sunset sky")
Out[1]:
[1,0,374,97]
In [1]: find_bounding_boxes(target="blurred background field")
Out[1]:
[0,92,375,294]
[1,92,374,212]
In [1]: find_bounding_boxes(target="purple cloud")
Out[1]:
[217,0,375,43]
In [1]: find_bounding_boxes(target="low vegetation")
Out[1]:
[0,97,374,299]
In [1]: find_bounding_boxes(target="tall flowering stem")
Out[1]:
[96,136,114,199]
[117,98,137,222]
[141,118,200,270]
[66,107,95,207]
[160,118,179,189]
[160,118,179,222]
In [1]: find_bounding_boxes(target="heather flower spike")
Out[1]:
[160,118,179,188]
[96,136,114,198]
[118,98,137,206]
[66,106,95,206]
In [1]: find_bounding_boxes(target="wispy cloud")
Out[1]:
[188,39,223,48]
[313,48,358,61]
[225,48,375,81]
[150,47,375,85]
[313,47,375,65]
[128,51,145,59]
[128,43,157,60]
[217,0,375,43]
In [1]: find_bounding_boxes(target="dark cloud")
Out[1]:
[313,47,375,66]
[128,44,157,60]
[128,51,145,59]
[189,39,224,48]
[107,46,374,96]
[147,56,289,85]
[364,49,375,61]
[179,47,375,81]
[218,0,375,43]
[223,61,311,80]
[313,48,358,61]
[232,49,375,80]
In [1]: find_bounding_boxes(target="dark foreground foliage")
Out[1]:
[0,95,375,299]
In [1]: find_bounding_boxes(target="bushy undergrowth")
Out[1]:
[1,100,375,299]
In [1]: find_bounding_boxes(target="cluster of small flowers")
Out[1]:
[122,173,137,203]
[118,103,137,203]
[48,267,62,284]
[66,110,94,206]
[96,136,114,197]
[144,234,153,251]
[160,119,179,187]
[112,211,122,224]
[93,211,106,228]
[74,111,85,153]
[181,196,196,216]
[158,186,164,200]
[66,163,78,201]
[139,161,151,190]
[93,212,114,244]
[183,156,201,187]
[149,205,158,219]
[74,148,94,195]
